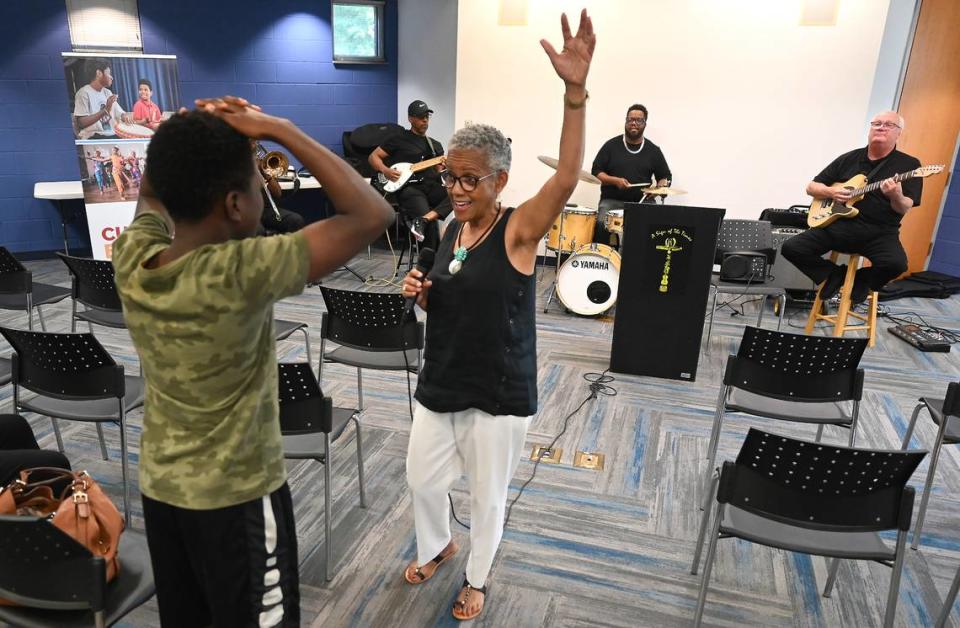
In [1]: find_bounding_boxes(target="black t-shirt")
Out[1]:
[380,130,444,183]
[813,147,922,227]
[591,135,671,203]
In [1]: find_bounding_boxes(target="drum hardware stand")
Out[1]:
[544,229,577,314]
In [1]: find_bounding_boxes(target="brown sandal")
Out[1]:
[403,541,459,584]
[452,578,487,621]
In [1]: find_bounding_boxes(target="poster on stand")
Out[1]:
[62,53,181,259]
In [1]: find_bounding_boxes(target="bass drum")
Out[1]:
[556,243,621,316]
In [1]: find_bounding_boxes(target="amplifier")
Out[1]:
[770,227,818,292]
[720,251,768,283]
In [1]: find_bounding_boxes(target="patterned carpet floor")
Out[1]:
[1,250,958,627]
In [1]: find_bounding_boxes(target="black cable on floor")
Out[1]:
[502,370,617,530]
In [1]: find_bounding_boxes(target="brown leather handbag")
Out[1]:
[0,467,125,600]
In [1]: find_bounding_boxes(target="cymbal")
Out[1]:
[537,155,601,185]
[644,186,687,196]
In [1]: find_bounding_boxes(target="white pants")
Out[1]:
[406,404,531,588]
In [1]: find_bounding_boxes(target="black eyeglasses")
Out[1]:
[439,170,496,192]
[626,117,646,125]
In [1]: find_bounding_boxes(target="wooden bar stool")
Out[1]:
[805,252,878,347]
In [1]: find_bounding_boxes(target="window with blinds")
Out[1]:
[65,0,143,52]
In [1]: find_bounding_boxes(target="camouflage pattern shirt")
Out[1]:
[113,212,309,509]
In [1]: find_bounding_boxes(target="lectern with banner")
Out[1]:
[610,204,724,381]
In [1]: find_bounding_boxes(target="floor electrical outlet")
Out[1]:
[573,451,605,470]
[530,445,563,464]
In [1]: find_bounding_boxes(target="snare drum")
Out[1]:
[604,209,624,235]
[556,243,622,316]
[547,206,596,252]
[114,122,154,139]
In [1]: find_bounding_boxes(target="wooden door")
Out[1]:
[896,0,960,273]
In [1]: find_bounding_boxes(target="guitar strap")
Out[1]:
[863,152,892,184]
[426,136,438,158]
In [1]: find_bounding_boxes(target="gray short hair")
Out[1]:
[448,123,512,172]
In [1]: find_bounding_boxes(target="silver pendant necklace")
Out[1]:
[622,135,644,155]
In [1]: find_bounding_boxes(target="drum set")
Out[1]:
[537,155,687,316]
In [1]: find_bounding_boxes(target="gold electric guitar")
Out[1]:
[807,164,944,228]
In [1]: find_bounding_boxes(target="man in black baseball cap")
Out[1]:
[408,100,433,118]
[369,100,450,250]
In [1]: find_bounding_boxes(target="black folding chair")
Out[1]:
[900,380,960,549]
[692,428,926,628]
[0,246,70,331]
[0,516,155,628]
[318,287,423,413]
[56,253,126,333]
[278,362,365,582]
[706,219,785,351]
[701,326,867,508]
[0,328,143,525]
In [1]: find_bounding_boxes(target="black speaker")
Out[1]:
[719,251,768,283]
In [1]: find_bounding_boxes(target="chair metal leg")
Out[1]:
[935,563,960,628]
[87,321,94,334]
[884,529,909,628]
[27,294,34,331]
[95,422,109,460]
[815,424,824,443]
[693,503,724,627]
[776,294,786,331]
[36,305,47,332]
[51,417,65,453]
[299,328,312,368]
[756,295,767,327]
[900,403,924,449]
[701,385,727,510]
[94,609,106,628]
[705,287,718,354]
[352,415,366,508]
[119,402,130,528]
[71,298,78,333]
[912,416,948,550]
[323,432,333,582]
[356,368,364,411]
[691,472,719,575]
[823,558,841,597]
[318,338,326,384]
[847,399,861,447]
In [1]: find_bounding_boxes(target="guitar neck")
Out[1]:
[409,156,446,173]
[851,170,915,196]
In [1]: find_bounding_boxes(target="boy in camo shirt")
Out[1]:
[113,98,393,627]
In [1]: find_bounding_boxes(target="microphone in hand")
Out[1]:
[403,247,435,319]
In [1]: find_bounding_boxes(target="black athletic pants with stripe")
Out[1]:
[142,483,300,627]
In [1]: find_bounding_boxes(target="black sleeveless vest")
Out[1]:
[414,207,537,417]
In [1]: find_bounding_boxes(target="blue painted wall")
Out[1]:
[0,0,398,255]
[928,155,960,277]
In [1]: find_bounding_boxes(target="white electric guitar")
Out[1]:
[374,155,446,194]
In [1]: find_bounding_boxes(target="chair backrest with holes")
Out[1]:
[57,253,123,311]
[0,247,31,295]
[0,516,106,611]
[319,287,423,351]
[715,219,776,264]
[724,326,867,402]
[277,362,333,434]
[720,428,925,531]
[0,328,124,400]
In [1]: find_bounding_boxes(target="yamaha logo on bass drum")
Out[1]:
[570,259,609,270]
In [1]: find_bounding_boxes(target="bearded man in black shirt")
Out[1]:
[782,111,922,304]
[369,100,452,251]
[590,104,671,245]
